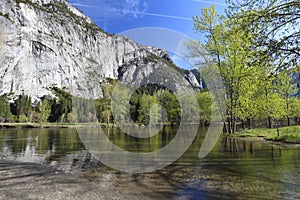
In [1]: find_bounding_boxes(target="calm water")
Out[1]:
[0,127,299,199]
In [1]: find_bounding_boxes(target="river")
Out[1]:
[0,127,299,199]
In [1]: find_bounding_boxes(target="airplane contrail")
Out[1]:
[193,0,227,6]
[134,11,192,21]
[70,3,98,8]
[70,3,193,21]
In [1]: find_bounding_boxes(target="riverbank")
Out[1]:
[0,122,106,129]
[0,122,178,129]
[0,122,75,129]
[230,126,300,144]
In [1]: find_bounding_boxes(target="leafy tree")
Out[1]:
[95,82,115,125]
[67,112,77,123]
[38,99,51,123]
[226,0,300,71]
[71,97,97,123]
[137,94,160,125]
[18,114,28,123]
[276,69,298,125]
[160,90,181,124]
[236,74,257,128]
[49,87,72,122]
[289,97,300,124]
[149,103,163,125]
[111,84,131,124]
[10,94,32,122]
[0,94,13,122]
[188,6,254,133]
[187,3,300,131]
[197,91,212,126]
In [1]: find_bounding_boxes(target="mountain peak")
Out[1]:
[0,0,201,101]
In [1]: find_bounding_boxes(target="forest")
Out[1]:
[0,85,211,126]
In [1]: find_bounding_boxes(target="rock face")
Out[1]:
[0,0,201,100]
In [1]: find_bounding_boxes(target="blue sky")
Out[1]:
[67,0,227,69]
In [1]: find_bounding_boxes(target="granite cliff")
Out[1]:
[0,0,201,101]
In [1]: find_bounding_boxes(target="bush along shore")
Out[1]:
[230,126,300,144]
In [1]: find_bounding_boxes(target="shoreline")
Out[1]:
[228,126,300,146]
[0,122,107,129]
[230,135,300,147]
[0,122,185,129]
[0,122,76,129]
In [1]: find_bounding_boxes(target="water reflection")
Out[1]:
[0,127,299,199]
[0,128,91,172]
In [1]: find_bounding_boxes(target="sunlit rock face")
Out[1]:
[0,0,201,100]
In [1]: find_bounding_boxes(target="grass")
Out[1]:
[231,126,300,144]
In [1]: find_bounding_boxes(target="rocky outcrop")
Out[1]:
[0,0,201,101]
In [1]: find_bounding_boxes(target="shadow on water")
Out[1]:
[0,127,299,199]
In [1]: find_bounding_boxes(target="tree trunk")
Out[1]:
[242,120,245,130]
[232,116,236,133]
[231,118,235,133]
[247,118,251,129]
[268,116,272,129]
[223,122,228,133]
[227,118,231,134]
[287,117,290,126]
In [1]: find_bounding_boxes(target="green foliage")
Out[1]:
[95,98,111,123]
[137,94,160,125]
[188,4,300,132]
[94,82,114,124]
[188,6,255,132]
[38,99,51,123]
[0,95,13,122]
[66,112,77,123]
[197,91,212,125]
[18,114,28,123]
[159,90,181,124]
[95,85,187,126]
[288,98,300,119]
[72,97,96,123]
[27,110,39,123]
[234,126,300,143]
[48,87,72,122]
[226,0,300,70]
[10,94,32,122]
